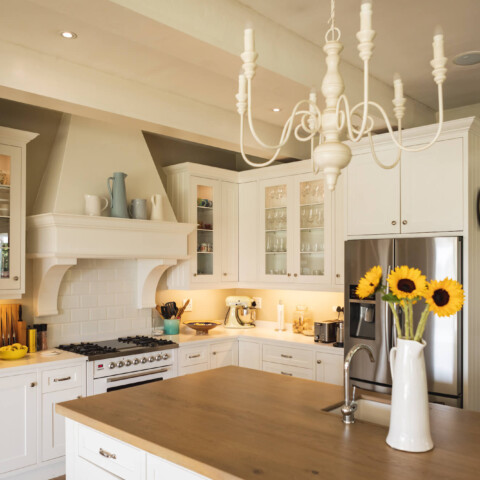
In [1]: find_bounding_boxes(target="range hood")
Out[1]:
[27,114,195,317]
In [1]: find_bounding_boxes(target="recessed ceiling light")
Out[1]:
[60,31,77,39]
[453,51,480,66]
[272,108,281,112]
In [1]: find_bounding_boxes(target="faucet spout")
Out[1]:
[342,344,375,424]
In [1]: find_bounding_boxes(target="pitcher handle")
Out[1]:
[151,195,157,206]
[107,177,114,203]
[389,346,397,380]
[101,197,109,213]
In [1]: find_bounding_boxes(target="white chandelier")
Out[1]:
[235,0,447,191]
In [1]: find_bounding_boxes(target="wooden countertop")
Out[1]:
[57,367,480,480]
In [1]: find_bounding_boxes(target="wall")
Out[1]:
[441,103,480,121]
[156,288,344,325]
[36,259,152,348]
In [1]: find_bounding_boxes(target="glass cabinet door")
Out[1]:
[190,177,220,283]
[0,145,21,290]
[260,178,292,282]
[295,175,331,284]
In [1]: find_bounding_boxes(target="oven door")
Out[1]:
[93,365,176,395]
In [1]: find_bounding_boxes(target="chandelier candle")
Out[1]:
[236,0,448,192]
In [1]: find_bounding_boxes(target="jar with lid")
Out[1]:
[292,305,313,335]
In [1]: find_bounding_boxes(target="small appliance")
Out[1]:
[314,320,338,343]
[224,296,256,329]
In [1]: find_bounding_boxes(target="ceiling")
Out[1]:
[239,0,480,110]
[0,0,478,152]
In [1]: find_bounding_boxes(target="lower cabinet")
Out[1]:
[147,454,208,479]
[238,340,262,370]
[42,386,83,461]
[210,341,238,369]
[315,352,344,385]
[0,372,37,475]
[263,361,314,380]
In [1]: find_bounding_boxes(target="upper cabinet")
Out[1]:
[165,164,238,289]
[346,120,473,238]
[0,127,38,299]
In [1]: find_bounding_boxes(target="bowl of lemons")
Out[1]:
[0,344,28,360]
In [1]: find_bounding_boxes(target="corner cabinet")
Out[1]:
[164,164,238,289]
[0,127,38,299]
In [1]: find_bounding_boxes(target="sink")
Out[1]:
[325,399,391,426]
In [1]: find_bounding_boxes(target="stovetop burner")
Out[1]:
[57,335,178,360]
[58,342,119,356]
[118,336,176,347]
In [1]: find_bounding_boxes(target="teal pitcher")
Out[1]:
[107,172,129,218]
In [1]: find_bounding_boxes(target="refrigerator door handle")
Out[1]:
[384,265,392,361]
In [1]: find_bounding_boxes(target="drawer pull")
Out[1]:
[317,359,322,364]
[30,382,37,388]
[99,448,116,460]
[281,354,293,359]
[188,354,201,359]
[212,352,217,355]
[281,371,293,376]
[54,376,72,383]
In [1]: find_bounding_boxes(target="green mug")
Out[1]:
[164,319,180,335]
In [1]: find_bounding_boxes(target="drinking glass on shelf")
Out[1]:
[301,207,307,228]
[301,183,311,202]
[279,237,285,252]
[267,210,274,230]
[266,235,273,252]
[307,207,314,224]
[280,209,286,229]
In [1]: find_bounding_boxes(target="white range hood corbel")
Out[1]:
[27,213,195,317]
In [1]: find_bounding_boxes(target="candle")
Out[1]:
[309,89,317,114]
[360,0,372,31]
[393,73,403,101]
[244,28,255,53]
[238,73,247,97]
[433,25,444,61]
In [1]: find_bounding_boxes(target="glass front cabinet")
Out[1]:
[0,128,37,298]
[259,173,332,284]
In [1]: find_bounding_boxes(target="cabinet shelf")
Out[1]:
[300,251,325,255]
[197,206,213,210]
[0,185,10,191]
[197,228,213,232]
[300,227,324,231]
[265,251,286,254]
[265,206,287,211]
[265,229,287,233]
[197,251,214,254]
[299,201,324,208]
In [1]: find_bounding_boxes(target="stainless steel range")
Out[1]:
[57,336,178,396]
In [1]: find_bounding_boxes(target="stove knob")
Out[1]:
[133,358,140,365]
[149,356,155,363]
[109,362,116,369]
[162,353,169,360]
[141,357,147,364]
[155,355,162,361]
[125,360,132,367]
[117,361,125,368]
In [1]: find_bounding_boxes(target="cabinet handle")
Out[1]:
[281,371,293,376]
[223,273,227,276]
[188,354,201,359]
[281,354,293,359]
[99,448,117,460]
[317,359,322,364]
[287,273,291,277]
[77,395,82,399]
[30,382,37,388]
[336,274,340,278]
[193,273,197,277]
[294,273,298,278]
[53,376,71,383]
[402,220,408,225]
[391,221,397,226]
[212,352,217,355]
[13,276,19,281]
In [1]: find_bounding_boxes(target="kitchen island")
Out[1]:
[57,366,480,480]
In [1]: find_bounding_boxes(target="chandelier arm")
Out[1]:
[239,115,282,168]
[368,123,403,170]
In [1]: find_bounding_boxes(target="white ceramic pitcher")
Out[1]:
[150,194,164,221]
[84,194,109,216]
[386,338,434,452]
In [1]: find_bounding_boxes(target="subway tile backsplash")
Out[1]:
[39,259,152,347]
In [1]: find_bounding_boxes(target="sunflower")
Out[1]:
[425,278,464,317]
[356,265,382,299]
[388,266,427,300]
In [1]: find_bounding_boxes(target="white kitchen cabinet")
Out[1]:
[209,341,238,369]
[147,454,208,479]
[0,128,38,299]
[0,372,37,474]
[165,164,239,288]
[346,146,400,236]
[400,138,463,233]
[42,386,82,461]
[263,361,314,380]
[315,352,344,385]
[238,340,262,370]
[263,344,314,369]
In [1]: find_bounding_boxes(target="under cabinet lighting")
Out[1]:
[60,31,77,39]
[272,108,281,112]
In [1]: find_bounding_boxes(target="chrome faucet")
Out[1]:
[341,344,375,424]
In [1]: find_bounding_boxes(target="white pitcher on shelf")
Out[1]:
[150,194,164,221]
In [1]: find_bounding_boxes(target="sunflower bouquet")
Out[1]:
[356,265,464,342]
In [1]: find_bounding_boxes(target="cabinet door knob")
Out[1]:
[391,221,397,226]
[212,352,217,355]
[13,276,19,281]
[336,274,340,278]
[317,359,322,364]
[294,273,298,277]
[402,220,408,225]
[193,273,197,277]
[30,382,37,388]
[223,273,227,276]
[287,273,291,277]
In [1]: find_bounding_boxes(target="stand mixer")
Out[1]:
[224,296,256,329]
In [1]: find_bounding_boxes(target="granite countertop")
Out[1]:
[0,349,86,372]
[57,366,480,480]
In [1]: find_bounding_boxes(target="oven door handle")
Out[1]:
[106,368,169,383]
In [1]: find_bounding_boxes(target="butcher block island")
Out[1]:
[56,367,480,480]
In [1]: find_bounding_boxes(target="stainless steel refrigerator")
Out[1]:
[345,237,463,407]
